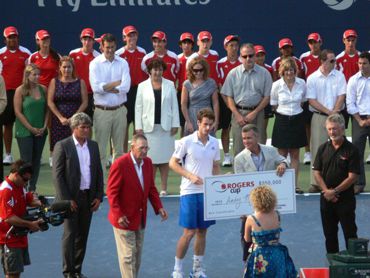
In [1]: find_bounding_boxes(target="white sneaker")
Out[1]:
[160,190,167,197]
[172,270,184,278]
[3,154,14,165]
[222,154,232,167]
[49,157,53,168]
[303,152,311,165]
[190,261,207,278]
[366,153,370,164]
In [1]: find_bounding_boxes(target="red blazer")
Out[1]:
[107,152,163,231]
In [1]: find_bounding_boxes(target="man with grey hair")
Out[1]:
[313,113,360,254]
[53,112,104,278]
[221,43,272,157]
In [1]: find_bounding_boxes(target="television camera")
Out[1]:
[6,196,71,237]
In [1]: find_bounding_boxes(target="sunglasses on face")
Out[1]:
[329,59,336,64]
[241,54,255,59]
[192,68,204,73]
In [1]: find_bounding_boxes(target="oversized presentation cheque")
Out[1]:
[203,169,296,220]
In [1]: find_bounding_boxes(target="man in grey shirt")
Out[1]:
[221,43,272,156]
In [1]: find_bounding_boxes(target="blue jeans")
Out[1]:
[17,134,47,192]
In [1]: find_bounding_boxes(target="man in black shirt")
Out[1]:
[313,113,360,254]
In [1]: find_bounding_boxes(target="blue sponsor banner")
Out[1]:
[0,0,368,63]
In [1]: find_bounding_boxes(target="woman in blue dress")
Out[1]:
[244,185,297,277]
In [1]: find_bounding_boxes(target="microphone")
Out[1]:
[50,201,72,213]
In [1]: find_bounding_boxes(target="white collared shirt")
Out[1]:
[89,54,131,106]
[346,71,370,115]
[172,131,220,196]
[306,68,346,112]
[270,77,306,115]
[130,152,144,189]
[72,135,91,190]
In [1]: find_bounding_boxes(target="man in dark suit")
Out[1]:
[107,134,167,278]
[53,112,104,278]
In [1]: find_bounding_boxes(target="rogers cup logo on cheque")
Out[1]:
[323,0,357,10]
[211,180,255,194]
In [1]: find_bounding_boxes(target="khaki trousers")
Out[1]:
[113,227,145,278]
[93,105,127,178]
[231,109,265,156]
[310,113,329,186]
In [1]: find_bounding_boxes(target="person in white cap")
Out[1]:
[271,38,304,81]
[216,35,241,167]
[89,33,131,179]
[116,25,148,152]
[187,31,219,83]
[306,49,346,193]
[141,31,179,83]
[299,32,323,165]
[0,26,31,166]
[177,32,195,137]
[69,28,100,125]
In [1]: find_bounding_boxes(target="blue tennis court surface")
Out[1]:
[24,194,370,278]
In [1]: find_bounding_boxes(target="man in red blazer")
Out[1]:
[107,134,168,278]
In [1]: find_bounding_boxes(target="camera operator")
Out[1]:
[0,160,42,278]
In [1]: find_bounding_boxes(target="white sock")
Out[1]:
[224,153,230,157]
[174,256,183,272]
[193,254,203,263]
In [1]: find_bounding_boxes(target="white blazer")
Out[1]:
[135,77,180,133]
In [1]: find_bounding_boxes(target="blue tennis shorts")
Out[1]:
[179,193,216,229]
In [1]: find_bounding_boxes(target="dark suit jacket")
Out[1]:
[107,152,163,231]
[52,136,104,203]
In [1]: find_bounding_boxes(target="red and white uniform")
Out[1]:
[187,50,219,83]
[69,48,100,93]
[216,56,241,85]
[116,46,148,86]
[0,178,33,248]
[177,53,192,91]
[272,56,304,76]
[300,51,320,79]
[263,63,273,77]
[28,52,59,87]
[336,51,360,82]
[141,50,179,83]
[0,46,31,90]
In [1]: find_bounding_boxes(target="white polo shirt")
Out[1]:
[173,131,220,196]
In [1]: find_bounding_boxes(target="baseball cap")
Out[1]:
[343,29,357,39]
[254,45,266,54]
[307,32,321,42]
[198,31,212,41]
[80,28,95,39]
[3,26,18,38]
[35,29,50,40]
[152,31,166,41]
[278,38,293,48]
[224,35,239,46]
[179,32,194,43]
[122,25,138,36]
[95,34,106,44]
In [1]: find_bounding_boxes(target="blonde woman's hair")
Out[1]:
[249,185,277,213]
[21,63,40,97]
[278,57,298,78]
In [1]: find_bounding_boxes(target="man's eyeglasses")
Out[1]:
[329,59,336,64]
[241,54,255,59]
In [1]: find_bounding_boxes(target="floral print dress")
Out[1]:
[244,213,297,278]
